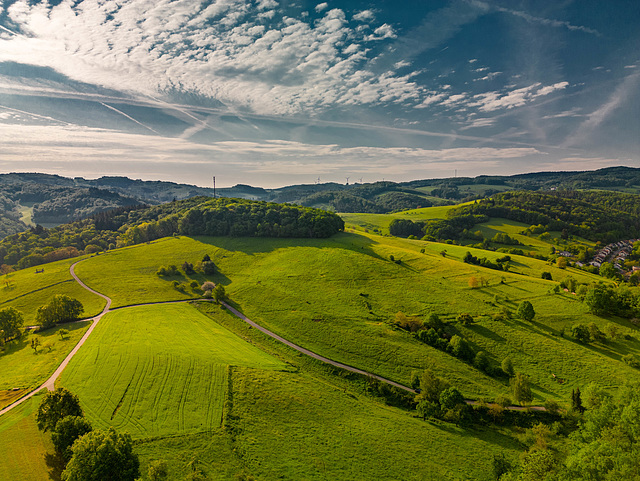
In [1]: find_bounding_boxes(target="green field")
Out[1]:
[0,321,91,409]
[227,366,520,481]
[0,256,106,323]
[60,303,286,438]
[69,233,637,404]
[340,204,458,234]
[0,395,56,481]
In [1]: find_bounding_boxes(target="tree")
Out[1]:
[213,284,226,304]
[449,335,474,362]
[501,357,515,377]
[61,428,140,481]
[36,387,83,432]
[31,337,41,353]
[36,295,84,329]
[0,306,24,343]
[571,387,585,414]
[58,328,70,340]
[571,324,591,343]
[541,271,552,280]
[510,372,533,405]
[148,460,169,481]
[51,415,93,460]
[182,261,194,274]
[439,387,465,411]
[473,351,489,372]
[584,285,613,316]
[415,369,449,404]
[517,300,535,321]
[599,261,617,279]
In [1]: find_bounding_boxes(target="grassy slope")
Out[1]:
[0,394,57,481]
[229,366,520,481]
[0,256,106,323]
[60,304,286,439]
[340,204,456,234]
[72,234,639,404]
[0,321,91,409]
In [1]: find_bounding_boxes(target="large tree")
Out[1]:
[510,372,533,406]
[61,428,140,481]
[517,301,535,322]
[36,295,84,329]
[36,387,83,432]
[51,415,93,460]
[0,306,24,343]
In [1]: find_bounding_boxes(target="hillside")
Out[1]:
[2,167,640,232]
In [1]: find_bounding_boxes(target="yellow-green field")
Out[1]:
[0,256,106,323]
[60,304,286,438]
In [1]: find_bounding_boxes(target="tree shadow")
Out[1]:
[467,323,506,343]
[45,451,65,481]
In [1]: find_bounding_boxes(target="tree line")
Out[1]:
[0,197,344,271]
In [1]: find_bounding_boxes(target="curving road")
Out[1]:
[0,257,545,417]
[0,261,112,417]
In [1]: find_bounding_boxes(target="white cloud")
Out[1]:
[0,0,423,116]
[460,117,495,130]
[0,122,545,185]
[353,10,375,22]
[365,23,396,41]
[468,82,568,112]
[315,3,328,13]
[468,58,478,63]
[394,60,410,69]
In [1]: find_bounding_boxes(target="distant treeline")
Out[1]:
[389,190,640,244]
[450,191,640,243]
[0,197,344,270]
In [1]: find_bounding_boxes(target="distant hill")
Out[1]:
[1,166,640,234]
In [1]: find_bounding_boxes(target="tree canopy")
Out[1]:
[36,388,83,432]
[61,428,140,481]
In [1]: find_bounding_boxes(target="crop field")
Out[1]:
[228,366,521,481]
[0,321,91,409]
[60,303,286,438]
[0,256,106,323]
[0,395,54,481]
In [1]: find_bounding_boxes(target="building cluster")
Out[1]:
[590,239,638,271]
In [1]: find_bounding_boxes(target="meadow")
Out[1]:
[69,231,634,404]
[0,256,106,323]
[0,321,91,409]
[59,303,286,438]
[0,395,55,481]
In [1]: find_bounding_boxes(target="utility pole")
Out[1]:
[213,176,216,198]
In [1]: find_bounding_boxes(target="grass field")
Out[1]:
[340,204,458,234]
[60,303,286,439]
[0,256,106,323]
[228,366,521,481]
[0,394,57,481]
[69,232,638,404]
[0,321,91,409]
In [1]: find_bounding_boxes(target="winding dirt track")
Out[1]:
[0,256,545,418]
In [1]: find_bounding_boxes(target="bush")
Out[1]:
[156,265,179,277]
[622,354,640,369]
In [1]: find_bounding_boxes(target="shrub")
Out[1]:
[622,354,640,369]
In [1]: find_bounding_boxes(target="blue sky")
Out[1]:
[0,0,638,187]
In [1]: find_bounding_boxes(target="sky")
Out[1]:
[0,0,638,188]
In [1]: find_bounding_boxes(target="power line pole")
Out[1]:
[213,176,216,198]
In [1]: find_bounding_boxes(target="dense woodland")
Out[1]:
[0,197,344,269]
